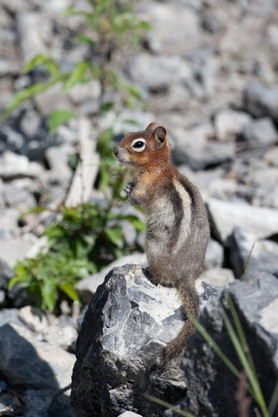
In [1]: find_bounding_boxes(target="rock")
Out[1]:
[243,83,278,123]
[214,109,251,141]
[16,12,52,63]
[71,265,217,417]
[242,117,278,146]
[113,110,155,135]
[228,227,278,279]
[0,208,19,238]
[19,109,41,139]
[0,182,37,210]
[0,235,39,268]
[200,268,235,289]
[264,146,278,167]
[207,198,278,244]
[0,308,23,328]
[126,54,191,93]
[24,387,75,417]
[118,413,143,417]
[174,274,278,417]
[140,3,200,53]
[172,124,235,170]
[0,322,75,389]
[0,151,43,179]
[204,239,224,269]
[45,145,73,184]
[75,253,147,305]
[42,322,77,352]
[0,59,19,77]
[266,23,278,48]
[18,306,48,333]
[247,167,278,208]
[0,125,25,153]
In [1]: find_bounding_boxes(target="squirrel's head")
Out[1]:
[113,122,171,168]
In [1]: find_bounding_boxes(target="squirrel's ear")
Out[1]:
[154,126,167,147]
[146,121,158,132]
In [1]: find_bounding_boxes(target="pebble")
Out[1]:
[243,83,278,123]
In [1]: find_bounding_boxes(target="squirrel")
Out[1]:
[113,122,210,363]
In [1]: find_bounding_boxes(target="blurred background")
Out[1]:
[0,0,278,311]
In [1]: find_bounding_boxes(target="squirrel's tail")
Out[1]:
[163,284,200,360]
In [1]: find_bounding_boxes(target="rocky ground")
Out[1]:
[0,0,278,416]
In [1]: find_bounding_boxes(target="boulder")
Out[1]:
[172,124,235,170]
[71,265,217,417]
[0,322,75,389]
[243,83,278,123]
[214,109,251,141]
[207,198,278,244]
[228,227,278,279]
[242,117,278,147]
[168,273,278,417]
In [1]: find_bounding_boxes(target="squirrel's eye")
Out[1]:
[131,138,146,152]
[133,141,144,148]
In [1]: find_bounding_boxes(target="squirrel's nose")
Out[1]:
[113,146,119,157]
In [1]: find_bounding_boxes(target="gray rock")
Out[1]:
[0,59,19,77]
[0,183,37,210]
[0,308,23,328]
[0,322,75,389]
[0,235,38,268]
[42,323,78,352]
[71,265,217,417]
[229,227,278,279]
[16,12,51,63]
[204,239,224,269]
[126,54,191,93]
[243,83,278,123]
[0,125,25,153]
[140,3,200,53]
[19,109,41,139]
[264,146,278,167]
[247,167,278,208]
[75,253,147,305]
[242,117,278,146]
[207,198,278,244]
[173,274,278,417]
[0,208,19,238]
[214,109,251,141]
[24,387,76,417]
[172,124,235,169]
[200,268,235,289]
[45,145,73,184]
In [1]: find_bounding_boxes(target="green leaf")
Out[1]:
[221,306,267,414]
[58,283,80,304]
[63,61,89,91]
[104,226,124,248]
[41,280,58,312]
[48,109,76,133]
[22,54,59,77]
[2,74,66,119]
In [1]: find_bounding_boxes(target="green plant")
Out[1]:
[2,0,149,124]
[9,166,145,312]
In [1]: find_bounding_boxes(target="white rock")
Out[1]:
[0,151,43,179]
[207,198,278,243]
[214,109,251,141]
[200,268,235,289]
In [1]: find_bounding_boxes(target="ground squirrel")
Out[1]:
[113,122,210,362]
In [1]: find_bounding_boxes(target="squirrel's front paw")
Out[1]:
[124,182,135,195]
